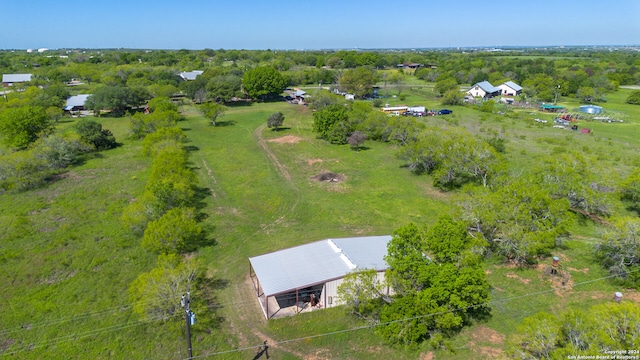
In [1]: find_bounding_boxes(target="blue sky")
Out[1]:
[3,0,639,50]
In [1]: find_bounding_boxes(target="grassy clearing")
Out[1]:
[1,84,639,358]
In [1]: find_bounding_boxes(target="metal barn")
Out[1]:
[249,235,391,319]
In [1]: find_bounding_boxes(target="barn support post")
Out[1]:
[296,289,299,313]
[323,284,327,309]
[266,295,269,319]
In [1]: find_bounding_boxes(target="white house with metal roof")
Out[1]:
[2,73,32,87]
[466,80,501,99]
[249,235,392,319]
[497,81,523,96]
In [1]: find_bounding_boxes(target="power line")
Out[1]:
[184,269,640,359]
[1,314,168,357]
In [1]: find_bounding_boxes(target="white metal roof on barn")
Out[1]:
[502,81,522,92]
[473,81,501,94]
[179,70,204,81]
[2,73,32,83]
[249,235,392,297]
[65,94,91,108]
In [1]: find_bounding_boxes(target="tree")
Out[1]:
[538,152,613,217]
[621,168,640,213]
[595,217,640,287]
[339,67,378,98]
[312,104,350,144]
[337,269,389,319]
[267,111,285,131]
[147,96,178,113]
[626,90,640,105]
[206,74,242,102]
[347,131,366,151]
[129,254,201,321]
[85,85,150,116]
[242,66,287,101]
[200,102,227,126]
[74,119,117,151]
[0,105,51,149]
[33,133,88,169]
[45,106,64,123]
[461,180,570,265]
[142,207,203,254]
[434,76,459,96]
[509,302,640,358]
[378,219,490,347]
[577,86,596,103]
[441,89,463,106]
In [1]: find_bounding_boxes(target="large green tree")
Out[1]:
[595,217,640,287]
[242,66,287,101]
[510,302,640,358]
[142,207,203,254]
[0,105,51,149]
[376,219,490,347]
[129,254,201,321]
[74,119,117,151]
[339,67,378,98]
[312,104,350,144]
[461,180,570,265]
[85,85,150,116]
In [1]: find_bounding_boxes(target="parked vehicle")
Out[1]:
[438,109,453,115]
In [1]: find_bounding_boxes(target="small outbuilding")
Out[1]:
[64,94,91,111]
[249,235,392,319]
[2,73,32,87]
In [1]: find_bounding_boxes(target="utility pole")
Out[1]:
[181,292,194,359]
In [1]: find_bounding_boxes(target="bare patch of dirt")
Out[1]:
[268,135,303,144]
[479,346,503,358]
[472,326,506,344]
[304,348,332,360]
[311,171,345,183]
[506,272,531,284]
[485,269,493,275]
[420,351,435,360]
[307,158,323,165]
[567,267,589,274]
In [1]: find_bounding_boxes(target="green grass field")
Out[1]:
[1,85,639,359]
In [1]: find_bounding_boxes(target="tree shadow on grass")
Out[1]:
[270,127,291,132]
[197,277,229,331]
[349,146,370,152]
[212,120,236,127]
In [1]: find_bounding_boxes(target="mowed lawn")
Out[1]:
[1,88,639,359]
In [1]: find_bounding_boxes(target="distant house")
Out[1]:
[179,70,204,81]
[498,81,523,96]
[64,94,91,111]
[293,89,308,104]
[396,63,423,69]
[466,81,501,99]
[2,73,32,87]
